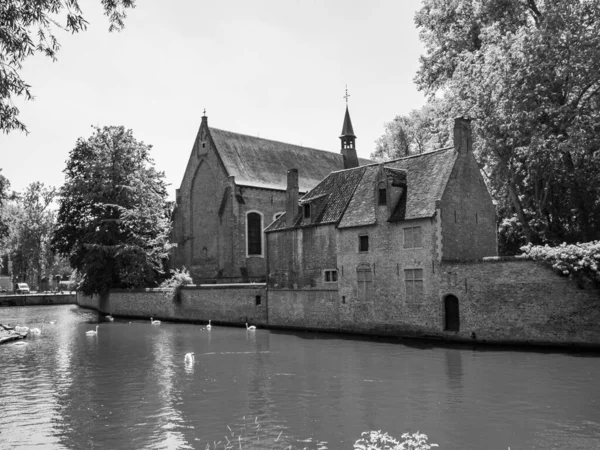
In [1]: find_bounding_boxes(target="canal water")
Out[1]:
[1,305,600,450]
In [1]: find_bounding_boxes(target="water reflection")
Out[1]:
[2,306,600,450]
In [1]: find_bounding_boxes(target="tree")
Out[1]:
[372,99,453,161]
[0,170,10,243]
[2,182,59,287]
[414,0,600,246]
[1,0,136,133]
[52,126,172,296]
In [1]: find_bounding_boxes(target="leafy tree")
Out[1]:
[3,182,58,287]
[52,126,172,296]
[372,99,453,161]
[0,170,10,244]
[413,0,600,247]
[1,0,135,133]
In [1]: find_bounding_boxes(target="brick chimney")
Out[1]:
[286,169,299,227]
[454,117,472,154]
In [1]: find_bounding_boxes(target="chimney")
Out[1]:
[454,117,472,154]
[286,169,299,227]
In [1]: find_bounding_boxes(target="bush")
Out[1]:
[158,267,193,300]
[521,241,600,288]
[354,431,438,450]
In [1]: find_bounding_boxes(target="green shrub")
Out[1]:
[521,241,600,288]
[158,267,193,300]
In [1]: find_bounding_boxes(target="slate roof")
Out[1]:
[385,147,456,220]
[266,146,457,232]
[264,166,367,232]
[340,106,355,137]
[209,128,370,192]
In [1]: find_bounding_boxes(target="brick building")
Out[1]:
[265,118,498,333]
[171,109,369,283]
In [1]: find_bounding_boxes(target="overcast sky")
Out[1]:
[0,0,427,199]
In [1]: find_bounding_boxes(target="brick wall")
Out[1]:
[438,259,600,345]
[267,225,338,289]
[77,285,267,326]
[440,152,497,260]
[171,121,290,283]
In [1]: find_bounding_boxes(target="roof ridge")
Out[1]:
[384,146,455,163]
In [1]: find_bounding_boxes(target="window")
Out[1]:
[444,295,460,331]
[255,295,262,306]
[324,269,338,282]
[359,235,369,252]
[246,211,263,256]
[357,264,373,300]
[378,188,387,205]
[405,269,424,302]
[303,203,311,219]
[403,227,422,248]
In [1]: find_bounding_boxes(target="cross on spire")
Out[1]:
[202,108,207,117]
[344,85,350,104]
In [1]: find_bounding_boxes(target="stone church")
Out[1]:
[171,108,370,283]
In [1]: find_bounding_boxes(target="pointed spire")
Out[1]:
[340,105,356,138]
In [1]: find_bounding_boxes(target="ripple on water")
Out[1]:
[2,305,600,450]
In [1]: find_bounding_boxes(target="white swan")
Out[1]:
[15,325,29,333]
[49,321,56,325]
[206,320,212,330]
[30,328,41,335]
[150,317,161,325]
[106,314,114,322]
[86,326,99,335]
[246,323,256,331]
[184,352,194,363]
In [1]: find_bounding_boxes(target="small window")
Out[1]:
[324,269,338,283]
[303,203,311,219]
[405,269,424,302]
[403,227,422,248]
[378,188,387,205]
[359,235,369,252]
[255,295,261,306]
[247,212,263,256]
[202,142,206,148]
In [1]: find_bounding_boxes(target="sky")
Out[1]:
[0,0,427,200]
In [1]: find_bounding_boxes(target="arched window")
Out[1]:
[444,295,460,331]
[246,211,263,257]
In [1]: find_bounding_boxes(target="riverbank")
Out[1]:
[77,266,600,351]
[0,293,77,307]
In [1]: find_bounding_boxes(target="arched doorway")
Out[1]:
[444,295,460,331]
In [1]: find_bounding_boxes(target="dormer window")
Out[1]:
[303,203,311,219]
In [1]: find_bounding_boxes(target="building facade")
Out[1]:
[171,109,369,283]
[265,118,498,334]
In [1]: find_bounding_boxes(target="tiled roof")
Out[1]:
[385,147,456,219]
[266,146,457,232]
[209,128,370,192]
[264,166,367,232]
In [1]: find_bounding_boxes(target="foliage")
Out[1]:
[0,0,136,133]
[0,170,10,245]
[372,99,452,161]
[521,241,600,288]
[158,267,193,300]
[52,125,172,296]
[354,430,438,450]
[414,0,600,246]
[2,182,61,288]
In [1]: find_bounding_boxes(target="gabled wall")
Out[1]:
[440,151,497,260]
[172,120,288,283]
